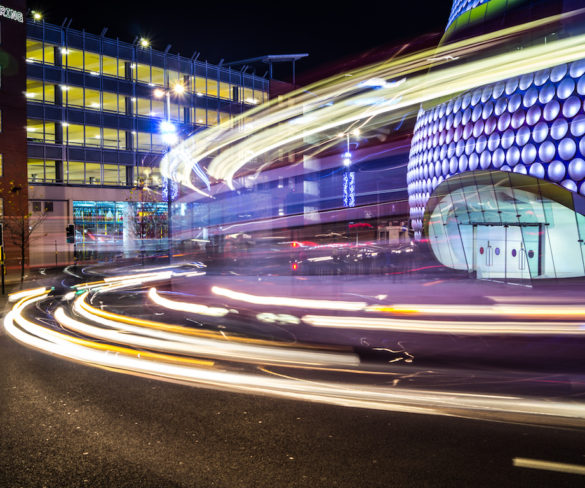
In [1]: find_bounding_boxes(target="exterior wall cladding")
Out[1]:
[0,0,28,271]
[407,0,585,239]
[0,0,26,209]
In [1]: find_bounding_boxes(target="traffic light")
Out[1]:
[66,224,75,244]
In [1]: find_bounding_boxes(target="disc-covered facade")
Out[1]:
[408,0,585,279]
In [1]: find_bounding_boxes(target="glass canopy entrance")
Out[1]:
[423,171,585,280]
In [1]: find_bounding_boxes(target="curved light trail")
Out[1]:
[162,10,585,194]
[4,268,585,428]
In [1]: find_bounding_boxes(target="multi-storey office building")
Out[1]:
[23,16,270,265]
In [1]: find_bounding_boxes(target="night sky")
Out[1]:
[28,1,452,82]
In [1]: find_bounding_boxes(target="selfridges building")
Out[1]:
[408,0,585,279]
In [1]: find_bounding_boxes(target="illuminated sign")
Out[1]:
[343,171,356,208]
[0,5,23,23]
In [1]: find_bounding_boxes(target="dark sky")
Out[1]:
[28,1,452,82]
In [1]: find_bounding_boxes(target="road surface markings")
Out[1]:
[513,458,585,475]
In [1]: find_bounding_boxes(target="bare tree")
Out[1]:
[0,182,47,284]
[2,212,47,283]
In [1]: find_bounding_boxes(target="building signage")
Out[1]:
[0,5,23,23]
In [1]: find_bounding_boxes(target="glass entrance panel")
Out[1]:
[520,225,541,278]
[474,225,506,279]
[505,226,530,280]
[474,225,534,280]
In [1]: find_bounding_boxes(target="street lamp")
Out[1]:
[340,128,361,207]
[340,128,360,167]
[153,82,185,259]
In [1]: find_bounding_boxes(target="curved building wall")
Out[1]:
[409,0,585,241]
[408,58,585,238]
[447,0,493,30]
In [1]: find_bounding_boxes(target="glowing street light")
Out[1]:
[139,38,150,48]
[160,120,178,145]
[343,152,352,167]
[32,11,42,21]
[171,82,185,95]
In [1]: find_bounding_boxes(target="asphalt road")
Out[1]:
[2,330,585,488]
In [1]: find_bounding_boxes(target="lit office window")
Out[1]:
[102,91,119,113]
[63,48,83,71]
[66,86,84,107]
[26,39,43,62]
[219,81,231,100]
[0,154,3,177]
[85,51,101,74]
[45,84,55,104]
[45,122,56,143]
[169,102,180,121]
[136,98,151,117]
[194,108,206,125]
[219,111,231,124]
[28,158,44,182]
[194,76,206,96]
[26,119,44,141]
[65,124,85,146]
[103,164,120,185]
[167,69,181,86]
[102,128,120,149]
[136,132,152,152]
[151,99,164,117]
[86,163,101,184]
[136,63,151,84]
[28,81,57,104]
[85,88,101,110]
[208,109,218,126]
[26,39,55,64]
[207,79,219,98]
[45,160,57,182]
[67,161,85,184]
[85,126,101,147]
[25,78,44,101]
[102,54,119,78]
[151,67,164,86]
[152,133,164,152]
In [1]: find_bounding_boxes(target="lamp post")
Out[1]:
[153,82,185,259]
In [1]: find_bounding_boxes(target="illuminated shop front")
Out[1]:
[73,201,168,256]
[425,171,585,279]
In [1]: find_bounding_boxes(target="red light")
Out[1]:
[292,242,299,248]
[292,263,298,271]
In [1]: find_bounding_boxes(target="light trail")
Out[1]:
[161,10,585,193]
[302,314,585,335]
[61,300,360,367]
[513,458,585,475]
[6,290,585,428]
[211,285,368,311]
[5,269,585,429]
[148,287,229,317]
[367,303,585,319]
